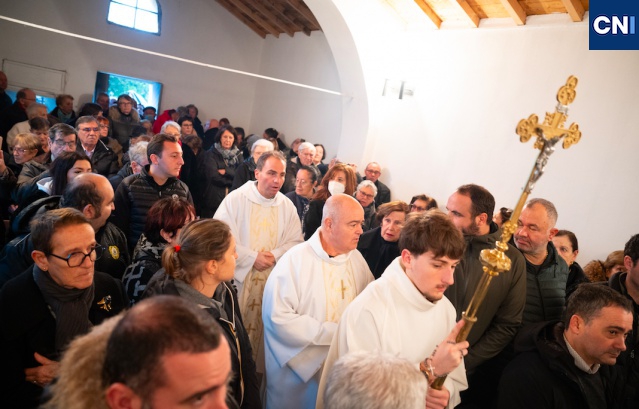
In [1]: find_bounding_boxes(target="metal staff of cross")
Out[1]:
[431,75,582,390]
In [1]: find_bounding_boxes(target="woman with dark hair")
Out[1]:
[177,116,197,137]
[409,194,438,213]
[357,201,410,279]
[121,196,195,304]
[552,229,588,295]
[195,125,243,217]
[142,218,261,409]
[493,206,513,228]
[303,163,357,240]
[235,126,249,160]
[313,143,327,177]
[186,104,204,137]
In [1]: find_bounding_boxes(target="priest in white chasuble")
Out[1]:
[262,194,374,409]
[214,151,303,374]
[317,211,470,409]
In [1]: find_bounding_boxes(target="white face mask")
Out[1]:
[328,180,345,196]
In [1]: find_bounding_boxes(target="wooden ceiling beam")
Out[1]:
[247,0,295,37]
[269,2,305,33]
[451,0,480,28]
[414,0,442,29]
[282,0,321,29]
[223,0,281,37]
[500,0,526,25]
[560,0,585,22]
[216,0,267,38]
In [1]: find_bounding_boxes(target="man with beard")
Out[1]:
[445,184,526,408]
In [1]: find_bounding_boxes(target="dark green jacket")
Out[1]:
[444,222,526,371]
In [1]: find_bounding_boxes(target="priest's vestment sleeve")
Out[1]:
[263,230,373,409]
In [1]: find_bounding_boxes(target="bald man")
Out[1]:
[262,194,374,409]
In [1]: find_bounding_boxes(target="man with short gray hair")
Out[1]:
[354,180,378,231]
[323,351,427,409]
[514,198,569,326]
[282,141,318,194]
[262,194,373,409]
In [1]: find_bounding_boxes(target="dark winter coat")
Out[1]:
[498,321,626,409]
[76,139,119,178]
[112,165,193,251]
[0,268,127,408]
[522,241,569,326]
[194,148,237,218]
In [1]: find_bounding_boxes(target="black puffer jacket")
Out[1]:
[143,272,261,409]
[498,321,626,409]
[112,165,193,251]
[522,242,569,326]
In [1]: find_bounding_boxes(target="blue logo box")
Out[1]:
[590,0,639,50]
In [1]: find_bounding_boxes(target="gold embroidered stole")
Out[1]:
[240,203,278,373]
[323,259,357,323]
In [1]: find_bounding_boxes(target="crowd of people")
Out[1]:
[1,74,638,409]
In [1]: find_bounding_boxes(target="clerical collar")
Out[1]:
[563,333,600,374]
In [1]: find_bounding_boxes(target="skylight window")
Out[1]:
[107,0,160,34]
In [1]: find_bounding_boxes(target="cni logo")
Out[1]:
[592,15,636,35]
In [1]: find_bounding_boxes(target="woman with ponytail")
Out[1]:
[142,218,261,409]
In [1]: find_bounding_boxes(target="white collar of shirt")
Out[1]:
[563,333,600,374]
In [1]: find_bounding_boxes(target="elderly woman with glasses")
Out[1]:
[0,133,42,218]
[357,201,410,279]
[0,208,127,408]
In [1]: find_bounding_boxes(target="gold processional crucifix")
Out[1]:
[431,75,582,390]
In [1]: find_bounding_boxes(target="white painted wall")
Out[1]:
[251,31,342,157]
[0,0,264,128]
[314,0,639,263]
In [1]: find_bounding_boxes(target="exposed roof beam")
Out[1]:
[269,2,305,33]
[246,0,295,37]
[414,0,442,29]
[560,0,585,22]
[500,0,526,25]
[217,0,267,38]
[223,0,281,37]
[283,0,320,29]
[452,0,480,28]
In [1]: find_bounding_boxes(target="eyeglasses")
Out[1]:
[410,204,426,212]
[358,191,375,199]
[47,245,104,267]
[12,147,34,154]
[365,169,381,175]
[99,125,109,129]
[53,140,77,148]
[118,101,132,106]
[79,127,100,133]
